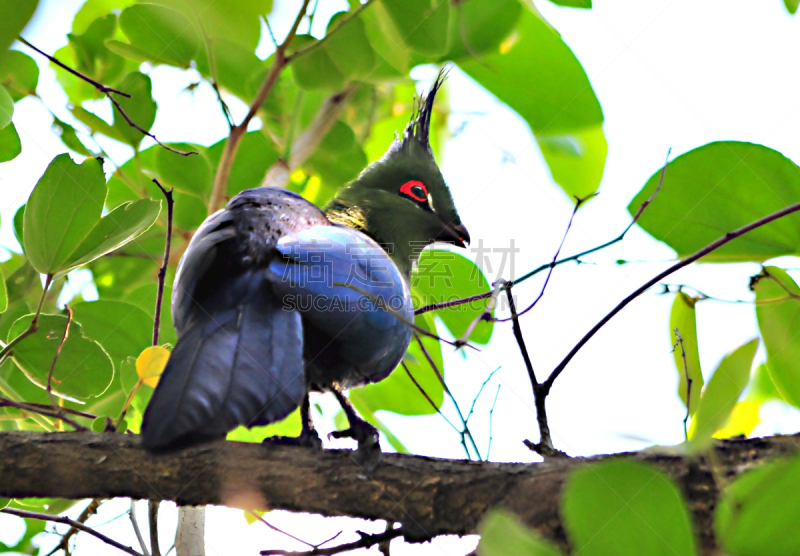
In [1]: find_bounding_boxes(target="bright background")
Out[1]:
[2,0,800,554]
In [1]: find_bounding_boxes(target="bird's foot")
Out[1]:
[329,419,381,469]
[263,428,322,450]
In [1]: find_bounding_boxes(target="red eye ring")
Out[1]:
[400,180,428,203]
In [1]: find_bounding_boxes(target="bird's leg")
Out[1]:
[263,395,321,449]
[329,386,380,466]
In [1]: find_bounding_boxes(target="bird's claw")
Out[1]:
[329,421,381,468]
[263,429,322,449]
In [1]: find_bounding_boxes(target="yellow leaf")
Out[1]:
[714,399,761,439]
[136,346,170,388]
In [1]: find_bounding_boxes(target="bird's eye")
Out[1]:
[399,180,429,203]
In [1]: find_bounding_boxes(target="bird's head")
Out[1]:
[326,71,469,277]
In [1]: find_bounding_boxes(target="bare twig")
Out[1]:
[209,0,311,212]
[286,0,376,63]
[414,149,673,317]
[152,179,174,346]
[497,194,590,321]
[148,501,161,556]
[45,307,85,432]
[673,328,692,441]
[18,37,130,97]
[486,384,501,460]
[2,507,143,556]
[248,511,315,548]
[19,38,195,157]
[544,199,800,395]
[0,398,95,420]
[401,362,460,434]
[260,527,404,556]
[44,499,103,556]
[0,274,53,365]
[130,501,151,556]
[414,334,481,459]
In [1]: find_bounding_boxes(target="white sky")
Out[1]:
[3,0,800,555]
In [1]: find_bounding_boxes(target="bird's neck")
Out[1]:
[325,201,417,280]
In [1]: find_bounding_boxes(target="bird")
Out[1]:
[141,72,469,458]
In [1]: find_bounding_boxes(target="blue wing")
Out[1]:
[267,226,413,388]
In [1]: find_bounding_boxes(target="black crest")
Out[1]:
[395,67,449,157]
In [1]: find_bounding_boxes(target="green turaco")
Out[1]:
[141,72,469,457]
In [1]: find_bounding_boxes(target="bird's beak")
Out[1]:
[435,221,470,248]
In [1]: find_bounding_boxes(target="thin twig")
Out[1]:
[260,527,404,556]
[129,501,151,556]
[152,179,174,346]
[148,501,161,556]
[1,507,143,556]
[20,38,195,156]
[210,0,311,212]
[673,328,692,441]
[401,362,460,434]
[18,37,130,97]
[45,307,85,431]
[497,195,590,321]
[486,384,501,460]
[0,274,53,365]
[0,398,96,420]
[286,0,376,63]
[414,149,673,317]
[248,511,315,548]
[464,366,502,426]
[544,198,800,395]
[414,333,481,459]
[44,499,103,556]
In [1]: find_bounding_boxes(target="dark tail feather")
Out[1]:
[142,279,305,451]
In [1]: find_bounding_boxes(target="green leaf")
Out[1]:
[537,125,607,199]
[156,0,271,50]
[548,0,592,7]
[207,131,280,197]
[52,117,93,156]
[752,267,800,408]
[749,363,781,402]
[9,314,114,399]
[562,460,697,556]
[717,452,800,555]
[349,313,443,416]
[380,0,450,56]
[0,120,21,162]
[459,11,603,135]
[110,72,157,148]
[477,510,564,556]
[0,268,8,315]
[194,38,265,101]
[322,11,375,80]
[306,120,367,193]
[228,408,300,442]
[669,292,704,415]
[785,0,799,14]
[118,4,200,67]
[71,300,153,368]
[72,0,136,34]
[22,154,107,275]
[629,142,800,262]
[0,84,13,129]
[359,2,409,79]
[446,0,522,60]
[290,35,346,91]
[413,250,493,344]
[0,0,38,53]
[689,338,758,452]
[0,50,39,101]
[155,144,212,197]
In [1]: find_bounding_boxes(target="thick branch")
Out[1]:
[1,431,799,551]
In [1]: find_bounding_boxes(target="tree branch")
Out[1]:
[209,0,311,212]
[543,198,800,395]
[1,431,798,551]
